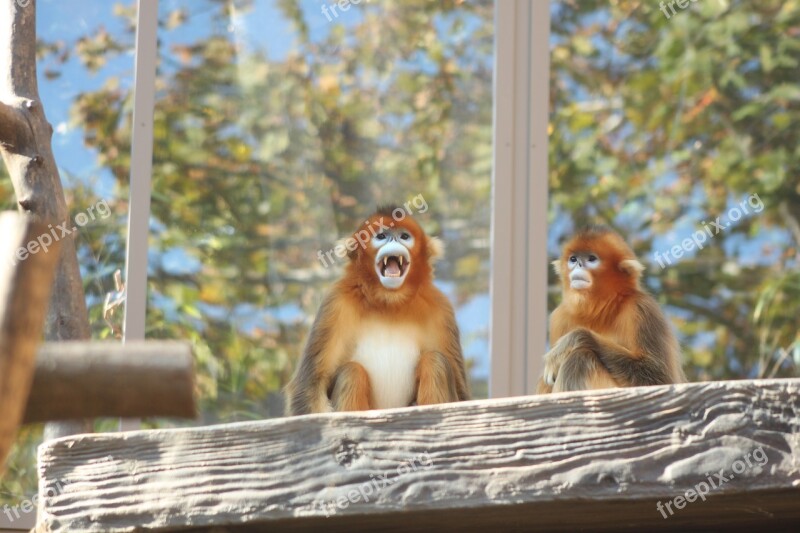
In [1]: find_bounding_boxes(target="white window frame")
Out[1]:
[120,0,159,431]
[489,0,550,397]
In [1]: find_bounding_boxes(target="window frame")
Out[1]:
[119,0,159,431]
[489,0,550,398]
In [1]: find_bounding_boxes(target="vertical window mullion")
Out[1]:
[120,0,159,431]
[489,0,549,398]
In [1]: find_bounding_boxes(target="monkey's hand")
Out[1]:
[315,394,335,413]
[536,378,553,394]
[286,386,334,415]
[543,336,570,385]
[543,349,562,386]
[542,328,593,386]
[415,351,461,404]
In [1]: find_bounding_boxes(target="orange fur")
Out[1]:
[331,362,373,411]
[285,208,469,415]
[537,226,685,394]
[416,351,459,405]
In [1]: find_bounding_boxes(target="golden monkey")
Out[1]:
[286,207,469,414]
[538,226,685,393]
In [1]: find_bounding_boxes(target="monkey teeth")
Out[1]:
[375,245,411,289]
[379,255,407,278]
[382,256,403,267]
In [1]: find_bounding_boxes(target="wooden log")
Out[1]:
[22,341,197,422]
[0,212,61,468]
[36,379,800,532]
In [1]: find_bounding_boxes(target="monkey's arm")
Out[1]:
[535,377,553,394]
[415,302,470,404]
[285,294,345,415]
[544,295,678,392]
[536,308,572,394]
[546,327,672,392]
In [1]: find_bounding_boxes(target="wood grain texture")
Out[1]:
[0,212,60,469]
[37,379,800,532]
[23,341,197,423]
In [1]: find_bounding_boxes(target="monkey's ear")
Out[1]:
[427,236,444,262]
[619,259,645,277]
[551,259,563,278]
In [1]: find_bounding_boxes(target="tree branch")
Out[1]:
[0,0,93,439]
[0,0,39,98]
[0,99,28,148]
[778,200,800,249]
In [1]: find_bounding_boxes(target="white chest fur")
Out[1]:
[352,322,421,409]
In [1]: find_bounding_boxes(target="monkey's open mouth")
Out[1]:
[380,255,408,278]
[375,248,411,289]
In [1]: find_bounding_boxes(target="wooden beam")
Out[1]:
[36,379,800,532]
[23,341,197,423]
[0,212,60,468]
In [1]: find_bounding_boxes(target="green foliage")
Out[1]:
[753,271,800,377]
[550,0,800,380]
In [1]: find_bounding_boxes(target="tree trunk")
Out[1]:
[0,0,92,437]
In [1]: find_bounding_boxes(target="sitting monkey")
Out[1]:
[538,226,686,393]
[286,206,469,414]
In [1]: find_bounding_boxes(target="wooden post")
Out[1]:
[0,213,60,469]
[0,0,93,439]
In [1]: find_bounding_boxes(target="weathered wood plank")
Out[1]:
[23,341,197,423]
[37,379,800,532]
[0,212,60,469]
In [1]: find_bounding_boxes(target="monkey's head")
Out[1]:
[553,226,644,301]
[344,206,442,304]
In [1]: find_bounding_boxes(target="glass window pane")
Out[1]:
[0,0,133,516]
[549,1,800,381]
[151,0,494,422]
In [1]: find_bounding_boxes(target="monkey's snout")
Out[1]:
[569,270,591,290]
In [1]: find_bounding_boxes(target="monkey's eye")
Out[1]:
[400,232,410,240]
[569,256,577,264]
[587,255,598,263]
[376,233,387,240]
